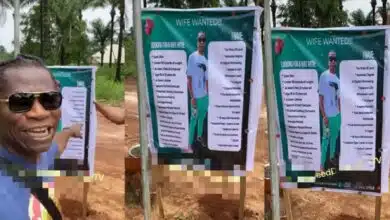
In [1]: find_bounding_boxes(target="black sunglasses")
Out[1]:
[198,38,206,43]
[329,56,337,62]
[0,91,62,113]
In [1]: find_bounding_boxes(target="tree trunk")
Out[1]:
[383,0,388,25]
[40,0,44,58]
[43,0,49,61]
[271,0,276,27]
[100,51,104,67]
[115,0,125,82]
[109,5,116,68]
[60,43,65,65]
[373,7,376,25]
[14,0,21,57]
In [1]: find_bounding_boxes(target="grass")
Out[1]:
[95,65,125,105]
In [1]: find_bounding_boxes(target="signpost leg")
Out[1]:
[375,196,382,220]
[157,182,165,219]
[239,176,247,220]
[82,181,90,220]
[282,189,293,220]
[263,0,281,219]
[133,0,152,219]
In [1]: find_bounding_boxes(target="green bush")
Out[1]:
[95,65,124,105]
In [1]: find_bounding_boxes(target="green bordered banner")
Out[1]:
[141,7,264,171]
[49,66,97,176]
[272,26,390,194]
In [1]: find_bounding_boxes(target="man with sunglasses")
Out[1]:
[0,55,82,220]
[187,31,209,153]
[319,50,341,170]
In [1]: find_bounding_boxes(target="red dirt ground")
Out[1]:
[54,103,126,219]
[123,77,390,220]
[53,77,390,220]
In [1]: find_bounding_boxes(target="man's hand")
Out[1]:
[323,116,329,127]
[67,124,83,138]
[55,123,83,155]
[191,97,197,108]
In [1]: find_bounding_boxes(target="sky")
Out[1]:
[0,0,371,52]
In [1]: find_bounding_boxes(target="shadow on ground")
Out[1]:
[58,197,108,220]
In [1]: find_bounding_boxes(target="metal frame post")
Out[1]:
[263,0,281,219]
[13,0,20,57]
[132,0,152,219]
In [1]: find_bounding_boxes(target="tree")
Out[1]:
[0,45,6,53]
[371,0,377,25]
[313,0,348,27]
[277,0,348,27]
[115,0,124,82]
[20,0,92,65]
[378,1,390,24]
[0,45,12,60]
[39,0,48,59]
[277,0,315,27]
[90,18,110,66]
[0,0,37,56]
[102,0,119,68]
[349,9,380,26]
[223,0,246,6]
[382,0,388,24]
[148,0,186,8]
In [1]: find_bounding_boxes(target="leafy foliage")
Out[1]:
[277,0,348,27]
[90,18,111,66]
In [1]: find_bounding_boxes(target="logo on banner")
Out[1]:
[145,18,154,36]
[275,37,284,55]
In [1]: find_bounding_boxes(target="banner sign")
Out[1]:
[49,66,97,176]
[141,7,264,171]
[272,27,390,194]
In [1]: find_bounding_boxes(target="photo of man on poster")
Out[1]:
[319,50,341,171]
[187,31,209,154]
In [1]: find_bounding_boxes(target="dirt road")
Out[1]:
[53,77,390,220]
[54,104,126,220]
[124,77,390,220]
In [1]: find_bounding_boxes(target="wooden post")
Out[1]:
[375,196,382,220]
[282,189,293,220]
[239,176,247,220]
[157,182,165,219]
[263,0,282,218]
[133,0,152,218]
[265,164,291,219]
[82,181,90,220]
[264,164,272,220]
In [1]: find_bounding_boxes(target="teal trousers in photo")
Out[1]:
[189,95,208,145]
[321,113,341,167]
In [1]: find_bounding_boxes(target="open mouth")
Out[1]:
[24,126,53,141]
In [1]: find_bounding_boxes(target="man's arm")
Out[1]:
[319,95,328,127]
[187,55,196,107]
[187,76,194,98]
[54,124,83,156]
[94,101,125,125]
[319,95,326,118]
[205,60,208,93]
[338,97,341,112]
